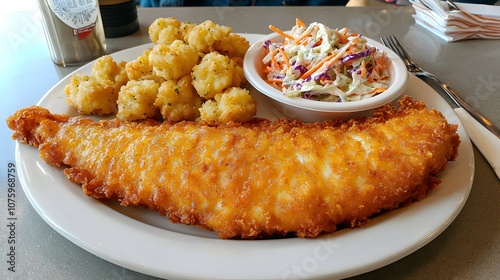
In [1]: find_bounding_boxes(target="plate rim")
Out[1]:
[15,34,474,280]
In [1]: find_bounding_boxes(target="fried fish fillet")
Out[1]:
[7,96,460,239]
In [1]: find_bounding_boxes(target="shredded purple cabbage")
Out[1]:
[290,83,302,90]
[314,71,331,82]
[263,40,284,50]
[303,91,315,99]
[340,48,373,63]
[263,40,271,49]
[273,73,285,80]
[294,64,308,74]
[348,67,361,75]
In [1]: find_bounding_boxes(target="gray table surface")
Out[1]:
[1,3,499,280]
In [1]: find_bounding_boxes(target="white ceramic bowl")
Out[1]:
[244,32,408,122]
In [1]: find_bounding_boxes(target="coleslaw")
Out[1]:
[262,19,391,102]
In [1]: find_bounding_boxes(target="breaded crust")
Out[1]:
[7,96,460,239]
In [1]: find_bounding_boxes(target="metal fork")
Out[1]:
[446,0,461,11]
[380,35,500,138]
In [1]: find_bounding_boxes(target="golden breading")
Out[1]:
[230,56,243,68]
[125,49,165,84]
[92,55,120,82]
[179,21,196,42]
[191,52,239,99]
[92,56,129,95]
[198,99,219,121]
[154,75,203,122]
[231,61,246,88]
[114,61,129,94]
[63,17,255,123]
[149,40,200,81]
[186,20,232,53]
[217,87,257,122]
[116,80,159,121]
[213,33,250,59]
[7,97,460,239]
[199,87,257,122]
[64,73,117,115]
[148,18,195,45]
[148,17,183,45]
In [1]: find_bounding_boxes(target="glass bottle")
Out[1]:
[37,0,107,67]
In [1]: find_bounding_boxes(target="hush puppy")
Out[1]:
[149,17,195,45]
[191,52,244,99]
[154,75,203,122]
[117,80,160,121]
[92,55,129,95]
[64,73,117,115]
[199,87,257,123]
[125,49,165,84]
[149,40,200,81]
[186,20,231,54]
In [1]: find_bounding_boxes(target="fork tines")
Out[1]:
[380,35,415,72]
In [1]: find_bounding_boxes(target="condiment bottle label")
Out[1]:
[46,0,99,40]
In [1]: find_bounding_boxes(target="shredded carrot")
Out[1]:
[269,24,294,40]
[338,35,345,44]
[313,38,323,47]
[267,81,283,90]
[343,28,349,36]
[373,64,383,75]
[319,76,333,85]
[300,39,356,80]
[338,35,348,44]
[294,31,311,45]
[369,87,386,94]
[262,66,272,74]
[302,52,343,79]
[320,54,343,72]
[377,53,388,70]
[277,48,290,70]
[270,48,281,69]
[296,18,305,28]
[374,47,392,79]
[360,60,367,78]
[348,32,359,39]
[345,42,360,54]
[299,52,337,80]
[337,28,348,44]
[351,37,360,46]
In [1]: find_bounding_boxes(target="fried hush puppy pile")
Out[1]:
[64,17,256,123]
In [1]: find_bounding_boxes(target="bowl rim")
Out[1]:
[244,32,408,113]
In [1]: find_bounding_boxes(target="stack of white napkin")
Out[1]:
[410,0,500,41]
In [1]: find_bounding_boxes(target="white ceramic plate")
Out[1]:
[16,34,474,280]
